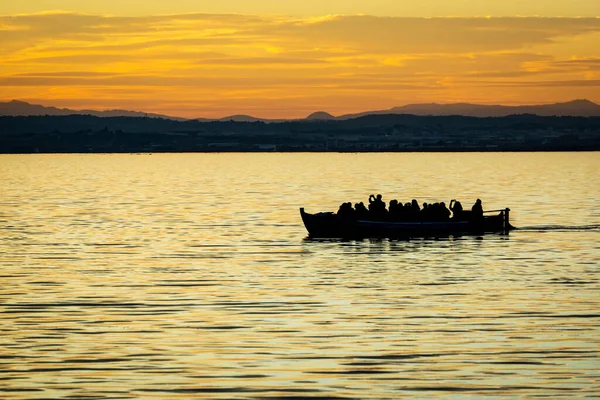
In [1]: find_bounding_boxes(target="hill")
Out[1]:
[219,114,265,122]
[0,100,187,120]
[2,99,600,121]
[336,99,600,119]
[306,111,336,121]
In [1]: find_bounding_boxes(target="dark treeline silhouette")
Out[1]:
[1,114,599,153]
[338,195,484,223]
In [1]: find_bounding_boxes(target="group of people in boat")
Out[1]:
[337,194,484,222]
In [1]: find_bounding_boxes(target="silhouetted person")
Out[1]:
[368,194,387,219]
[430,202,442,221]
[354,202,368,219]
[439,202,451,220]
[369,194,385,211]
[395,202,406,221]
[389,199,398,220]
[400,200,415,221]
[420,203,430,221]
[337,202,354,219]
[471,198,483,219]
[411,199,420,212]
[450,199,463,219]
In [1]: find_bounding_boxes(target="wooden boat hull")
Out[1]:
[300,207,512,239]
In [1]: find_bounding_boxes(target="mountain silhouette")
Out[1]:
[306,111,336,120]
[219,114,264,122]
[335,99,600,119]
[2,99,600,121]
[0,100,187,120]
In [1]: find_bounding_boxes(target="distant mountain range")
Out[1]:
[2,99,600,121]
[329,99,600,119]
[0,100,188,121]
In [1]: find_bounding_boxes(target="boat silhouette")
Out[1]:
[300,207,513,239]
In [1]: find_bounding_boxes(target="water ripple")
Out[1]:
[1,153,599,399]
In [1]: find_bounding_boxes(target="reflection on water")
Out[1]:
[1,153,599,398]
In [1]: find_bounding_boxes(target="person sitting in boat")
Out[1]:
[368,194,387,219]
[394,202,406,221]
[337,202,355,219]
[411,199,420,212]
[354,202,369,219]
[389,200,407,222]
[471,198,483,219]
[369,194,386,212]
[449,199,463,219]
[428,202,443,221]
[400,202,412,221]
[439,202,451,220]
[389,199,398,215]
[420,202,430,221]
[404,199,419,221]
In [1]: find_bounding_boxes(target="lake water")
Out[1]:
[1,152,599,399]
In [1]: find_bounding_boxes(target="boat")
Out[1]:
[300,207,513,239]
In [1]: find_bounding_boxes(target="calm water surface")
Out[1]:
[1,153,599,399]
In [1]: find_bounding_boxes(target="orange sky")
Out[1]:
[1,2,599,118]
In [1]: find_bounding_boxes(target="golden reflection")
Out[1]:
[0,153,599,397]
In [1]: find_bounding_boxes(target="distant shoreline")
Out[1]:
[2,114,599,154]
[2,149,599,155]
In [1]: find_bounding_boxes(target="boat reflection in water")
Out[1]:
[300,207,513,239]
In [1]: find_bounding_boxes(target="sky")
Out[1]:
[1,1,599,118]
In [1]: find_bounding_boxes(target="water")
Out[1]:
[1,152,599,399]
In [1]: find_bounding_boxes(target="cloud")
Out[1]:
[13,71,122,77]
[249,15,600,53]
[1,12,599,117]
[2,13,600,54]
[195,57,328,65]
[0,74,429,88]
[551,57,600,66]
[481,79,600,87]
